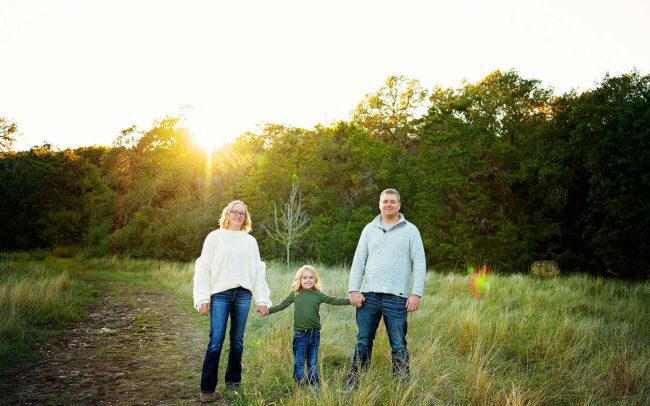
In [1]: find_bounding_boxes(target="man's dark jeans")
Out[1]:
[200,287,252,394]
[348,292,410,384]
[293,328,321,386]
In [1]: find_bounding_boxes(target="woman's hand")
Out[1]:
[256,305,269,316]
[200,303,210,316]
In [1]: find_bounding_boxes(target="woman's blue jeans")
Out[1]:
[348,292,410,383]
[200,287,252,393]
[293,328,320,386]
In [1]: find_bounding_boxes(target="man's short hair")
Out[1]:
[380,188,401,202]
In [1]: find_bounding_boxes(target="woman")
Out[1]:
[193,200,271,402]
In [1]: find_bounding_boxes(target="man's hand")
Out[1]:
[256,305,269,316]
[406,294,421,312]
[200,303,210,316]
[349,291,365,308]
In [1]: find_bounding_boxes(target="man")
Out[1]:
[346,188,426,386]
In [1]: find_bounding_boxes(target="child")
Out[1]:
[265,265,351,387]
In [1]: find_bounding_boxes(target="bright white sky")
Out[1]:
[1,0,648,151]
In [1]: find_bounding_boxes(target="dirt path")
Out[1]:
[0,278,208,405]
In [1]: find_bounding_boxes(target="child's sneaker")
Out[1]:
[338,382,356,393]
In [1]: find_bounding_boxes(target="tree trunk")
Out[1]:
[286,244,291,269]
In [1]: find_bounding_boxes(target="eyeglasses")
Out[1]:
[231,210,246,217]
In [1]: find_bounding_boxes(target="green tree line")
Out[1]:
[1,70,648,278]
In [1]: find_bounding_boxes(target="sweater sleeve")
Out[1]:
[250,237,272,307]
[319,291,351,306]
[348,225,369,292]
[193,232,215,311]
[409,225,427,297]
[268,292,295,314]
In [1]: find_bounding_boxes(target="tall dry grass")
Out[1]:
[0,253,93,370]
[2,255,648,404]
[178,262,649,405]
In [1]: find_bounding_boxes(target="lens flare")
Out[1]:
[468,265,493,299]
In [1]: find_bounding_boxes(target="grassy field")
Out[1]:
[0,252,94,370]
[1,254,648,405]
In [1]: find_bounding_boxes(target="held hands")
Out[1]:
[201,303,270,316]
[406,294,421,312]
[349,291,365,308]
[256,305,269,316]
[199,303,210,316]
[349,292,419,311]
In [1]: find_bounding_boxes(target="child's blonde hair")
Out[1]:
[291,265,323,293]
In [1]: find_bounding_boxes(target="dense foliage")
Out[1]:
[1,71,648,278]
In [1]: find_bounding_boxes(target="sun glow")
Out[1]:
[184,107,228,152]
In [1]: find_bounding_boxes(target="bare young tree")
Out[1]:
[264,178,311,268]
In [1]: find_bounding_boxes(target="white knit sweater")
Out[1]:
[192,229,272,310]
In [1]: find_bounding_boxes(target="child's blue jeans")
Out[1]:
[293,328,320,386]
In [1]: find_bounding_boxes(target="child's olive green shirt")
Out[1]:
[268,290,350,331]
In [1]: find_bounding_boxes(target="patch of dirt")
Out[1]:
[0,279,209,405]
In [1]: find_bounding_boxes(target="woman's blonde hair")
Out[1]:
[291,265,322,293]
[219,200,252,232]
